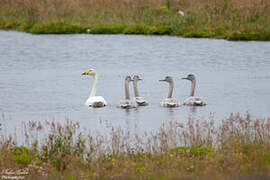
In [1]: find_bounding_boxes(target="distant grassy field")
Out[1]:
[1,113,270,179]
[0,0,269,40]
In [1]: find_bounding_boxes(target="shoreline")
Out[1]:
[1,0,269,41]
[1,21,269,41]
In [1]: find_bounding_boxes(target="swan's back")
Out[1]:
[134,97,148,106]
[85,96,107,107]
[118,99,138,109]
[183,97,206,106]
[160,98,180,108]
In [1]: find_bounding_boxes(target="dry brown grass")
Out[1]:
[1,113,270,179]
[0,0,269,39]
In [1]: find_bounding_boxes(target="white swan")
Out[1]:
[159,76,180,108]
[118,76,138,109]
[81,69,107,107]
[182,74,206,106]
[132,75,148,106]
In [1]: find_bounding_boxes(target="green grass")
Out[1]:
[11,146,34,165]
[0,0,269,40]
[29,22,87,34]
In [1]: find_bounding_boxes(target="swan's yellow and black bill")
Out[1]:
[81,70,91,75]
[182,77,188,80]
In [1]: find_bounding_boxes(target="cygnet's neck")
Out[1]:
[133,79,140,97]
[167,80,174,98]
[190,79,196,97]
[125,79,131,100]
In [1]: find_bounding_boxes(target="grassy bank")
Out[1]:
[0,0,269,40]
[1,113,270,179]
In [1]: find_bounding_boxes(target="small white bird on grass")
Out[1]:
[178,10,185,16]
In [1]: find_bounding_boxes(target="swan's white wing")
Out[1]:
[118,99,138,109]
[160,98,180,107]
[135,97,148,106]
[167,102,179,107]
[85,96,107,107]
[183,97,206,106]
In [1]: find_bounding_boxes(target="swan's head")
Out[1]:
[81,69,96,76]
[182,74,195,81]
[159,76,173,83]
[125,76,133,82]
[133,75,142,81]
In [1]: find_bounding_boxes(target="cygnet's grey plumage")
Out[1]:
[118,76,138,109]
[132,75,148,106]
[159,76,180,108]
[182,74,206,106]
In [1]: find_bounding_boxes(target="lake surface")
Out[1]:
[0,30,270,135]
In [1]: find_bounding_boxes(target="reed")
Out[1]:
[0,0,269,40]
[1,113,270,179]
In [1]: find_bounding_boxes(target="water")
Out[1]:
[0,31,270,135]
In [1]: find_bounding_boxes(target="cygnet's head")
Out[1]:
[182,74,196,81]
[133,75,142,81]
[159,76,173,83]
[125,76,133,82]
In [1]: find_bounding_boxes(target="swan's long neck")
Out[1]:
[168,81,174,98]
[133,80,139,97]
[125,80,131,100]
[190,79,196,97]
[90,73,97,97]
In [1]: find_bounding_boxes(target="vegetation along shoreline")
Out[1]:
[0,0,269,40]
[1,113,270,179]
